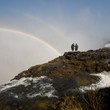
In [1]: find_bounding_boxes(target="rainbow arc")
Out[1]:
[0,28,61,56]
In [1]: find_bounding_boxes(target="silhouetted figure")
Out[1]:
[75,43,78,51]
[71,43,74,51]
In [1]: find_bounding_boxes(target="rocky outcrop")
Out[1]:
[14,48,110,78]
[0,48,110,110]
[13,48,110,90]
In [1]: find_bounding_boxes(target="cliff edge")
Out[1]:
[0,48,110,110]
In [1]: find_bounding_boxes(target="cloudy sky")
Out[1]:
[0,0,110,84]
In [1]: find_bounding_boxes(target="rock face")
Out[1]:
[0,48,110,110]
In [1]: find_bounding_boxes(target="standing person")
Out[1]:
[75,43,78,51]
[71,43,74,51]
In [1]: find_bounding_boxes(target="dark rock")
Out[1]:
[0,48,110,110]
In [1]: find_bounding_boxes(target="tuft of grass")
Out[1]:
[80,90,104,110]
[57,90,104,110]
[57,95,82,110]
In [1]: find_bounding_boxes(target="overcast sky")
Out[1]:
[0,0,110,84]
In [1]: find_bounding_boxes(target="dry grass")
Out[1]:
[57,90,104,110]
[57,95,82,110]
[81,90,104,110]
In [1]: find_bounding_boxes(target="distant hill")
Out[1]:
[0,48,110,110]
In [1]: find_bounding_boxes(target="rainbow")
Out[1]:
[0,28,61,56]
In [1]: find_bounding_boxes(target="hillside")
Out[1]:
[0,48,110,110]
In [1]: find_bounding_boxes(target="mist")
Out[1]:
[0,31,59,84]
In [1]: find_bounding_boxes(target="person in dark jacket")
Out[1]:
[75,43,78,51]
[71,43,74,51]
